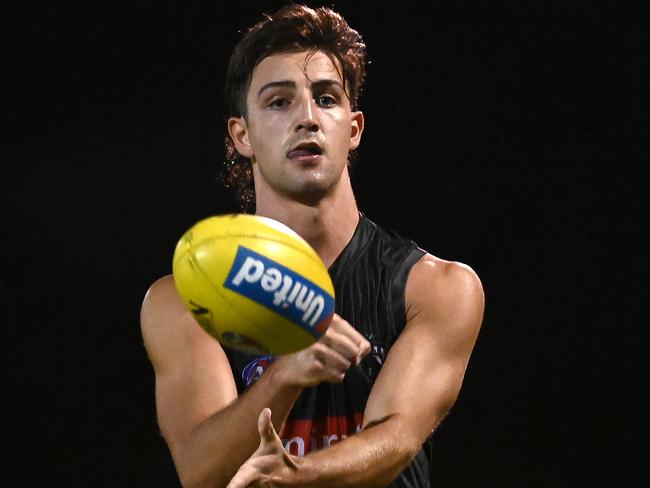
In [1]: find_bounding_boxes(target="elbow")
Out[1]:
[175,456,234,488]
[398,438,422,469]
[164,425,240,488]
[177,469,200,488]
[173,454,201,488]
[394,415,429,464]
[380,431,424,485]
[370,442,421,488]
[178,469,224,488]
[170,442,224,488]
[179,477,213,488]
[364,415,430,484]
[174,454,229,488]
[178,475,197,488]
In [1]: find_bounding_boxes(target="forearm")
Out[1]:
[292,415,420,488]
[173,360,302,488]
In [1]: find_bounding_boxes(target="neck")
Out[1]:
[254,170,359,267]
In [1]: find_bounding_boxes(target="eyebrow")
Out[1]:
[257,79,345,99]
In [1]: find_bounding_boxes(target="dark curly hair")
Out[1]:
[222,4,367,213]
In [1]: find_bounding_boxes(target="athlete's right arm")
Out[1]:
[140,275,368,488]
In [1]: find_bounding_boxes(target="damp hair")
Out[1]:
[222,4,367,213]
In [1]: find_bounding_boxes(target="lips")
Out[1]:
[287,142,322,160]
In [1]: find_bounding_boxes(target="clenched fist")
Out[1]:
[275,313,371,387]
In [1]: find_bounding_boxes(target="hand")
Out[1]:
[226,408,298,488]
[277,313,372,387]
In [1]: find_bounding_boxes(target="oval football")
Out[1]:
[172,214,335,355]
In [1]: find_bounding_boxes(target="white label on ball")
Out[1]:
[224,246,334,336]
[231,257,265,286]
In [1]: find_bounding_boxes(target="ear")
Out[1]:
[349,111,365,150]
[228,116,255,158]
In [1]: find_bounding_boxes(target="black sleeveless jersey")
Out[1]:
[224,213,431,487]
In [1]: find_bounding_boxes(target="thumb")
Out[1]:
[257,407,277,445]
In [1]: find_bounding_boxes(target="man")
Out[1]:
[141,5,484,487]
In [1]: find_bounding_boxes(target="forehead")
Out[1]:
[250,50,343,91]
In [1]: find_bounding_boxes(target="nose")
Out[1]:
[294,95,320,133]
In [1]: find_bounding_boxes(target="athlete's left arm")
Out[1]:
[226,255,484,488]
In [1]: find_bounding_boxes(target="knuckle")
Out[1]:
[330,372,346,383]
[308,360,325,375]
[312,342,327,357]
[317,330,331,342]
[330,315,347,330]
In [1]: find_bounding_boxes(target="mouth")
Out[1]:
[287,142,323,161]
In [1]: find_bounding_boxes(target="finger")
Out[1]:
[357,337,372,363]
[320,328,360,362]
[257,407,277,445]
[312,342,354,373]
[329,314,367,343]
[328,314,371,363]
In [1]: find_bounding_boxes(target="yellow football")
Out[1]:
[172,214,335,355]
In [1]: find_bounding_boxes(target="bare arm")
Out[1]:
[303,256,484,486]
[227,255,484,487]
[141,275,369,488]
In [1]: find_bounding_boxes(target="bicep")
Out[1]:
[141,276,238,451]
[362,257,484,444]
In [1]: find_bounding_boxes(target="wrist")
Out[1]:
[285,455,318,487]
[268,354,304,389]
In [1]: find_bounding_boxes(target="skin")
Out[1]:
[141,50,484,488]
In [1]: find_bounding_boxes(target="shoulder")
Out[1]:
[140,274,186,333]
[407,253,484,304]
[140,274,220,371]
[405,253,484,337]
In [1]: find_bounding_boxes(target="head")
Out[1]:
[223,4,367,212]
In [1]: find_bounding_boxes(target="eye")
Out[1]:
[316,94,337,107]
[268,98,289,109]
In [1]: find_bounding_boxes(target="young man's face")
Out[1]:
[229,50,364,203]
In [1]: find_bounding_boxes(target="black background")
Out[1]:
[5,1,646,486]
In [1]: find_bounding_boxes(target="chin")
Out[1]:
[284,178,334,205]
